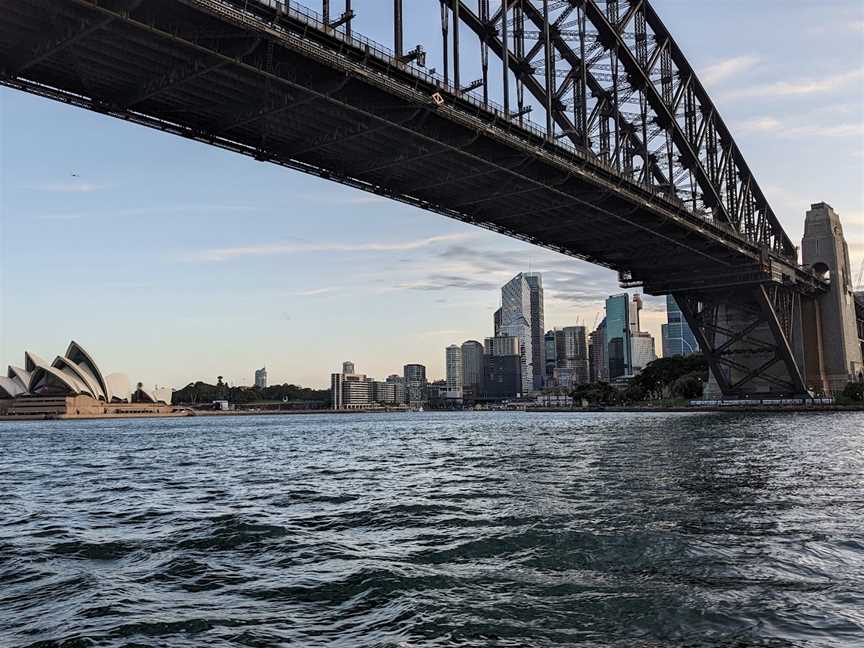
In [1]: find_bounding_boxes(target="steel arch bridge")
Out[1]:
[1,0,854,396]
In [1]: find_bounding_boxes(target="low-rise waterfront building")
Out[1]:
[331,362,374,410]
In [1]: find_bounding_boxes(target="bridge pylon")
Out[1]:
[801,203,864,394]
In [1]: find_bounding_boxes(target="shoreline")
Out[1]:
[1,405,862,422]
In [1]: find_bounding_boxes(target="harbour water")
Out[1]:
[1,411,862,647]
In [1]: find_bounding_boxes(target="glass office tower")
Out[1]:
[661,295,699,357]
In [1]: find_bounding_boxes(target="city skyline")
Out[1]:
[1,0,861,390]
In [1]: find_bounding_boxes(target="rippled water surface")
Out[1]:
[1,411,863,647]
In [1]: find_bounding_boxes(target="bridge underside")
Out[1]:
[0,0,827,396]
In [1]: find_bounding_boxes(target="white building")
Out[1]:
[254,367,267,389]
[631,332,657,375]
[0,341,148,403]
[331,362,373,410]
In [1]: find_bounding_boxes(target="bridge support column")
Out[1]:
[679,287,808,398]
[801,202,863,394]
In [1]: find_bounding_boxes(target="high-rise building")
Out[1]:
[544,330,557,381]
[605,293,657,380]
[445,345,463,395]
[605,294,631,380]
[562,326,589,386]
[331,362,373,410]
[254,367,267,389]
[523,273,546,389]
[661,295,699,357]
[589,318,607,383]
[543,327,589,387]
[483,335,522,399]
[631,332,657,374]
[342,361,355,375]
[484,335,520,357]
[499,273,544,392]
[461,340,484,397]
[493,307,503,336]
[403,364,428,407]
[630,294,643,335]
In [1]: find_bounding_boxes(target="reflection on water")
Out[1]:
[1,411,862,647]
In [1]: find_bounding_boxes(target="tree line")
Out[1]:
[572,354,709,405]
[172,377,330,405]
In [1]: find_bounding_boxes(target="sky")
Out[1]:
[1,0,862,390]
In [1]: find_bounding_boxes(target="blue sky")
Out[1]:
[1,0,862,389]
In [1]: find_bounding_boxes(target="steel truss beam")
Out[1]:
[438,0,795,259]
[115,37,262,108]
[585,0,795,257]
[677,286,807,396]
[3,0,143,75]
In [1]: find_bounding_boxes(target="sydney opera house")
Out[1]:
[0,341,175,419]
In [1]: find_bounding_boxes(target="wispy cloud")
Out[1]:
[194,234,469,262]
[34,182,105,193]
[725,68,864,100]
[700,55,760,85]
[736,116,864,138]
[395,274,501,292]
[293,287,337,296]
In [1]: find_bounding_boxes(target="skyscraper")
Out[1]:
[543,326,589,387]
[605,293,657,380]
[523,273,546,389]
[254,367,267,389]
[661,295,699,357]
[499,273,544,392]
[605,294,631,380]
[461,340,484,397]
[342,361,355,375]
[445,345,463,394]
[562,326,589,386]
[544,330,557,381]
[589,318,607,383]
[403,364,428,407]
[482,335,522,399]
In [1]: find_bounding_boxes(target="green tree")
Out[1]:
[630,354,708,400]
[672,372,705,400]
[841,381,864,402]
